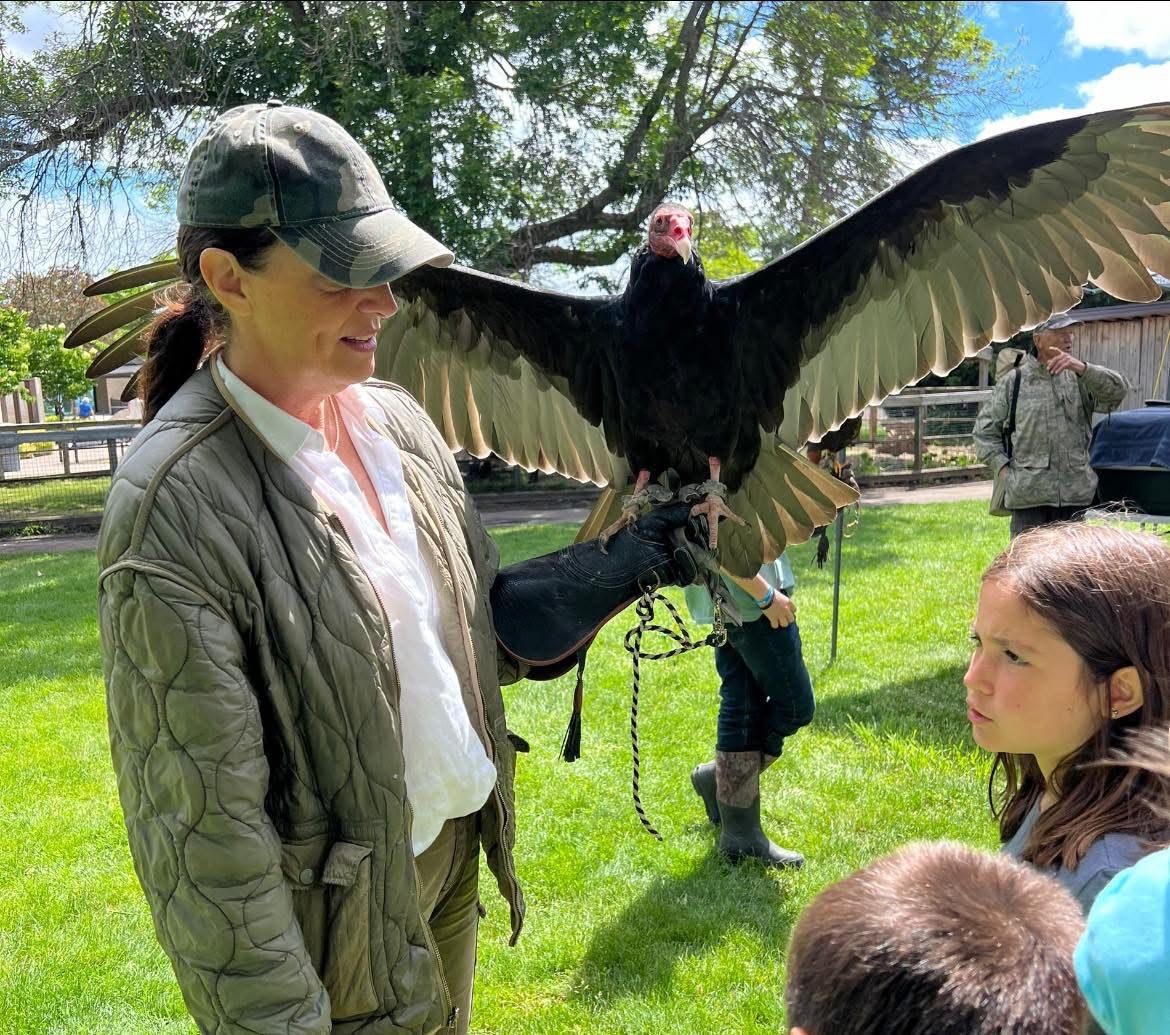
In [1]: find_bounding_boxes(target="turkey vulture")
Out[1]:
[70,103,1170,576]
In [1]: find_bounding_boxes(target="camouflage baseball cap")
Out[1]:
[177,100,453,288]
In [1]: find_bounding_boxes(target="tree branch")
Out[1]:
[488,0,712,270]
[528,242,634,266]
[1,89,217,176]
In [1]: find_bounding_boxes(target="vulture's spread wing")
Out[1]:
[66,260,182,400]
[376,264,628,486]
[70,259,629,489]
[720,103,1170,445]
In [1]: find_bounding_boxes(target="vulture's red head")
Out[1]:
[647,204,693,265]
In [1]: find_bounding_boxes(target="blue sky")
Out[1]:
[6,1,1170,275]
[973,2,1170,136]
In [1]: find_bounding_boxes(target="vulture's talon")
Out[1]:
[597,510,636,553]
[598,484,668,550]
[689,491,746,551]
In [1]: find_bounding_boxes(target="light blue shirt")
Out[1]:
[683,554,794,625]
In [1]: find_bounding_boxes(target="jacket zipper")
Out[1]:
[325,511,455,1029]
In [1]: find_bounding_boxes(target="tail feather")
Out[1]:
[575,485,624,545]
[573,444,858,577]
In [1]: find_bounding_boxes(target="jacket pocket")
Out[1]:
[1012,453,1050,470]
[283,839,380,1021]
[1003,453,1050,510]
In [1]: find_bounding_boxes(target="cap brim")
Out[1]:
[1039,314,1076,330]
[272,207,454,288]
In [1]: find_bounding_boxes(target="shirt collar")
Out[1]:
[214,353,325,462]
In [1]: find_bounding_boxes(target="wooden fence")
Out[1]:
[1072,313,1170,411]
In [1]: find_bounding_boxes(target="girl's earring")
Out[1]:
[1111,707,1119,719]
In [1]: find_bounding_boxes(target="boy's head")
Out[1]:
[785,841,1086,1035]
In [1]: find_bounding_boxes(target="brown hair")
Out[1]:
[140,225,275,422]
[982,523,1170,869]
[785,841,1086,1035]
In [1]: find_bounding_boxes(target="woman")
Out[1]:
[964,523,1170,911]
[97,101,705,1034]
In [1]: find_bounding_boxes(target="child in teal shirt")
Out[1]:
[685,554,812,867]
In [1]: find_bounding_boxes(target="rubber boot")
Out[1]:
[690,761,720,825]
[692,751,779,826]
[715,750,803,869]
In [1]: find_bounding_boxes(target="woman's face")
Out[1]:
[964,578,1104,779]
[225,240,398,402]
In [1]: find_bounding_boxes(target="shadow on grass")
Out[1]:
[810,663,973,750]
[575,847,797,1004]
[789,501,999,581]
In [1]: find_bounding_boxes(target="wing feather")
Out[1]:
[717,440,858,578]
[83,259,180,297]
[376,278,629,488]
[722,103,1170,442]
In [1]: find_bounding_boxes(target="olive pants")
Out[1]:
[1008,505,1084,539]
[415,814,481,1035]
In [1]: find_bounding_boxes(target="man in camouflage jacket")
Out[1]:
[973,313,1128,538]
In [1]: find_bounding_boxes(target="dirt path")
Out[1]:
[0,480,991,556]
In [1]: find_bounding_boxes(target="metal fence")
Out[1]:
[0,421,139,528]
[0,388,998,530]
[845,388,993,484]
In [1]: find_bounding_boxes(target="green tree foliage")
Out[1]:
[0,307,32,395]
[0,301,93,411]
[26,322,93,413]
[1,1,1014,279]
[1,268,99,412]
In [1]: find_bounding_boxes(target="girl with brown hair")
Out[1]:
[964,522,1170,909]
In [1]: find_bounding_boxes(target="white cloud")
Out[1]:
[1064,2,1170,60]
[1,3,77,61]
[978,105,1082,139]
[978,60,1170,139]
[1077,59,1170,108]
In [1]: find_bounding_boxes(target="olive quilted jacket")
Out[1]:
[98,366,523,1034]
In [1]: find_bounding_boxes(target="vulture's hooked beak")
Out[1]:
[673,236,692,265]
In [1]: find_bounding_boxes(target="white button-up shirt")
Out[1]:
[215,356,496,854]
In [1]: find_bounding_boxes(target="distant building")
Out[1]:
[1065,300,1170,409]
[94,359,142,415]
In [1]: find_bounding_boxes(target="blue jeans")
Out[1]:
[714,616,814,757]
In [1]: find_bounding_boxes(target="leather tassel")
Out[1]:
[560,651,588,762]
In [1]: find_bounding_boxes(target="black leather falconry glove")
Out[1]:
[490,502,716,760]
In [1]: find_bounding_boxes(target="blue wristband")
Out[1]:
[755,586,776,609]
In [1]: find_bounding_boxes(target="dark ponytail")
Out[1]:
[140,225,275,422]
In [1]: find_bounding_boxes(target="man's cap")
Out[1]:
[177,100,453,288]
[1038,312,1077,331]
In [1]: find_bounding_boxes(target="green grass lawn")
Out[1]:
[0,501,1006,1034]
[0,476,111,524]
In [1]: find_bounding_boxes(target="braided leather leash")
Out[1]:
[622,588,727,839]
